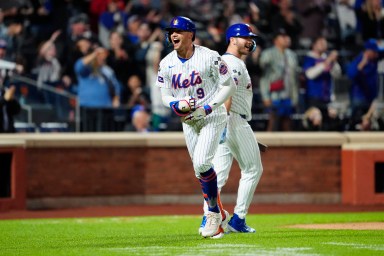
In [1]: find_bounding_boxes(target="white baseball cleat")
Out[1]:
[220,209,230,230]
[199,209,230,238]
[209,209,230,239]
[201,211,222,237]
[210,226,225,239]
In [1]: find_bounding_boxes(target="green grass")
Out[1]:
[0,212,383,256]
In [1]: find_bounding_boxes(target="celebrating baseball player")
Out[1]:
[156,16,236,238]
[199,23,263,234]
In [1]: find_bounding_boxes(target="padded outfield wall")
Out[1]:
[0,132,383,211]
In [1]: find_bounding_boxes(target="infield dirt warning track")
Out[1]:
[1,203,384,220]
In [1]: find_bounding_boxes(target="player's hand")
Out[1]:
[170,96,196,117]
[184,95,196,111]
[4,85,16,101]
[183,105,212,123]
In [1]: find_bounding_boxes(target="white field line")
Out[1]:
[107,244,320,256]
[325,242,384,251]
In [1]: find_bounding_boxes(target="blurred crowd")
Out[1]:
[0,0,383,133]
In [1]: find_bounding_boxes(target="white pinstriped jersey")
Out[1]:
[156,45,232,107]
[222,53,253,121]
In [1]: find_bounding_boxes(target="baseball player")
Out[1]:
[199,23,263,234]
[156,16,236,238]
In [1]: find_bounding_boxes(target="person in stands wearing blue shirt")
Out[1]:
[346,39,380,131]
[302,36,342,130]
[75,47,121,132]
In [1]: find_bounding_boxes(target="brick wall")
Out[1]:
[2,132,382,209]
[25,146,341,198]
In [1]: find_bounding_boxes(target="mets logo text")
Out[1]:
[172,71,202,89]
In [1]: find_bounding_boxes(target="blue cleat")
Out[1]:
[228,213,256,233]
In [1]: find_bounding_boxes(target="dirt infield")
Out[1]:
[1,204,384,220]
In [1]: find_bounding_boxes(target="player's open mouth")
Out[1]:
[173,38,180,46]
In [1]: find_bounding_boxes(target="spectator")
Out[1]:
[121,75,150,132]
[33,30,62,90]
[0,84,21,133]
[90,0,125,33]
[302,36,343,130]
[270,0,303,49]
[62,36,96,88]
[335,0,358,45]
[139,24,171,131]
[122,74,149,109]
[130,21,157,85]
[301,106,323,131]
[98,0,128,48]
[355,0,384,41]
[0,39,24,86]
[358,98,384,130]
[247,1,273,36]
[32,30,73,121]
[106,30,132,89]
[124,15,141,48]
[0,17,25,62]
[127,104,151,132]
[74,47,121,132]
[62,13,98,70]
[259,28,300,131]
[346,39,380,130]
[295,0,332,49]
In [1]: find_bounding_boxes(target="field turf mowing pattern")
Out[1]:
[1,212,383,256]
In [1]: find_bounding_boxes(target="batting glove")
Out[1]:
[170,96,196,117]
[184,105,212,123]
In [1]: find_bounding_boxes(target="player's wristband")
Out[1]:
[170,101,189,117]
[203,105,212,115]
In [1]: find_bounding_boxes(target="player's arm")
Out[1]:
[206,77,236,112]
[184,72,236,123]
[157,61,195,117]
[160,87,196,117]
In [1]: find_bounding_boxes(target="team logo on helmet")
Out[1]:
[173,18,179,26]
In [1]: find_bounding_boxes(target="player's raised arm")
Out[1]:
[207,68,236,111]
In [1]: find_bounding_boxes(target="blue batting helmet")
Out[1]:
[226,23,258,52]
[165,16,196,41]
[226,23,258,43]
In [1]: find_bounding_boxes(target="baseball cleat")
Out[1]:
[198,215,206,235]
[201,211,222,237]
[228,213,256,233]
[199,209,229,235]
[210,226,225,239]
[221,209,230,231]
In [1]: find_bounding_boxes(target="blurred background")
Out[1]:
[0,0,383,134]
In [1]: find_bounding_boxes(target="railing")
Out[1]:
[11,75,80,132]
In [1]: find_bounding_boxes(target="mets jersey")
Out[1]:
[222,53,253,121]
[156,45,233,109]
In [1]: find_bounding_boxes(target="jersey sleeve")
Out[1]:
[212,54,233,86]
[156,60,171,89]
[228,61,244,87]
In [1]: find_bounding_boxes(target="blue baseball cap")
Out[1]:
[364,39,379,52]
